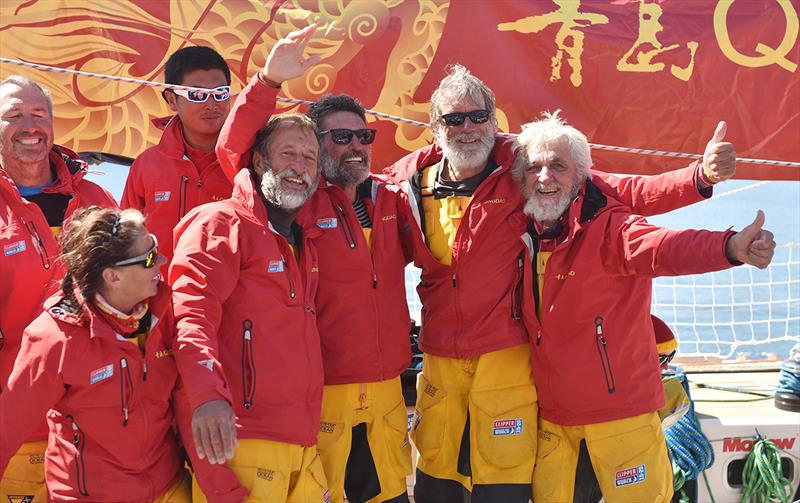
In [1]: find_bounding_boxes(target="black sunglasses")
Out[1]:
[318,128,377,145]
[440,109,491,127]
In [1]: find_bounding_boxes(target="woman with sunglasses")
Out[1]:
[0,206,190,502]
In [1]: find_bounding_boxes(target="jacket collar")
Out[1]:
[0,145,87,202]
[45,281,172,338]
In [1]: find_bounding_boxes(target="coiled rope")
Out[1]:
[1,56,799,168]
[740,435,794,503]
[665,372,716,503]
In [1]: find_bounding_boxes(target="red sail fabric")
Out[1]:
[0,0,797,179]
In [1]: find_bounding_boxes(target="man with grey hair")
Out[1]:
[0,75,117,502]
[384,64,738,502]
[169,109,328,500]
[513,111,774,502]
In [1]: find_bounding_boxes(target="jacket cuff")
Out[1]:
[694,162,714,199]
[723,230,744,266]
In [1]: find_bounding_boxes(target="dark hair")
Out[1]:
[60,207,145,313]
[306,94,367,128]
[164,46,231,86]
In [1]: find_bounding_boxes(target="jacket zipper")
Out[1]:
[335,203,357,249]
[511,253,524,320]
[67,415,89,496]
[594,317,616,394]
[242,319,256,409]
[178,175,189,219]
[23,219,52,270]
[119,357,133,426]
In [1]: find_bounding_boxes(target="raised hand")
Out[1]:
[259,24,322,85]
[725,210,776,269]
[702,121,736,184]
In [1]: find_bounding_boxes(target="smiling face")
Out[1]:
[0,82,54,180]
[432,93,496,176]
[254,125,320,210]
[165,68,230,150]
[318,110,371,188]
[521,138,584,227]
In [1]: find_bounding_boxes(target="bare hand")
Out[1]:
[702,121,736,185]
[725,210,776,269]
[260,24,321,85]
[192,399,238,465]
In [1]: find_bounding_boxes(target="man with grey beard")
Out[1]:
[207,24,415,502]
[383,64,738,503]
[170,87,330,501]
[512,111,774,503]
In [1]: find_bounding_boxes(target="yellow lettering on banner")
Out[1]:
[714,0,798,72]
[498,0,609,87]
[617,0,699,81]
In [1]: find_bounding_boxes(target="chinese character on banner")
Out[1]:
[616,0,698,81]
[498,0,609,87]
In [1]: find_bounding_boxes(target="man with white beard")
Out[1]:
[383,65,738,503]
[512,111,774,503]
[169,111,330,501]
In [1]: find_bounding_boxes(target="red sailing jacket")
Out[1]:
[216,75,414,385]
[298,178,413,385]
[170,168,324,447]
[0,283,183,502]
[519,181,735,425]
[0,146,117,431]
[121,116,233,265]
[383,137,711,358]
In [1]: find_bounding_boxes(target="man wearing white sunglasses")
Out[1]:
[121,45,234,267]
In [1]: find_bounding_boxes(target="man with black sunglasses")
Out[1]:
[121,45,234,267]
[383,64,737,503]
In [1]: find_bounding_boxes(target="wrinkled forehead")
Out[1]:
[269,124,318,151]
[526,137,573,162]
[436,90,487,114]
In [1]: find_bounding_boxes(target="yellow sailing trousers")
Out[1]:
[411,343,537,489]
[534,411,674,502]
[317,376,412,503]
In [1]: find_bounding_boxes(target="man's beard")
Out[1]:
[523,177,583,224]
[321,148,370,187]
[439,128,495,173]
[260,162,319,210]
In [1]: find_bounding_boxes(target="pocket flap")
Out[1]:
[415,374,446,412]
[471,384,537,417]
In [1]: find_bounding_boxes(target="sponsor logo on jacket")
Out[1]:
[492,418,523,436]
[3,240,26,256]
[8,495,34,503]
[615,464,646,487]
[155,191,171,202]
[382,214,397,221]
[316,217,338,229]
[268,260,284,273]
[90,364,114,384]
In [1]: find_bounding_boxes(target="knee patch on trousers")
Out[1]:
[345,423,381,503]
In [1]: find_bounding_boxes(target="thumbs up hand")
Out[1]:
[702,121,736,184]
[725,210,776,269]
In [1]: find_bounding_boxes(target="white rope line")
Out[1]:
[708,180,773,201]
[3,57,799,168]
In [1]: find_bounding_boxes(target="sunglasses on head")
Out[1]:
[171,85,231,103]
[318,128,377,145]
[440,109,491,127]
[114,234,159,269]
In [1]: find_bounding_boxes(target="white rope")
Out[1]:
[708,180,773,201]
[2,56,799,168]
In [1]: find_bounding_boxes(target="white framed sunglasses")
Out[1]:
[171,85,231,103]
[113,234,159,269]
